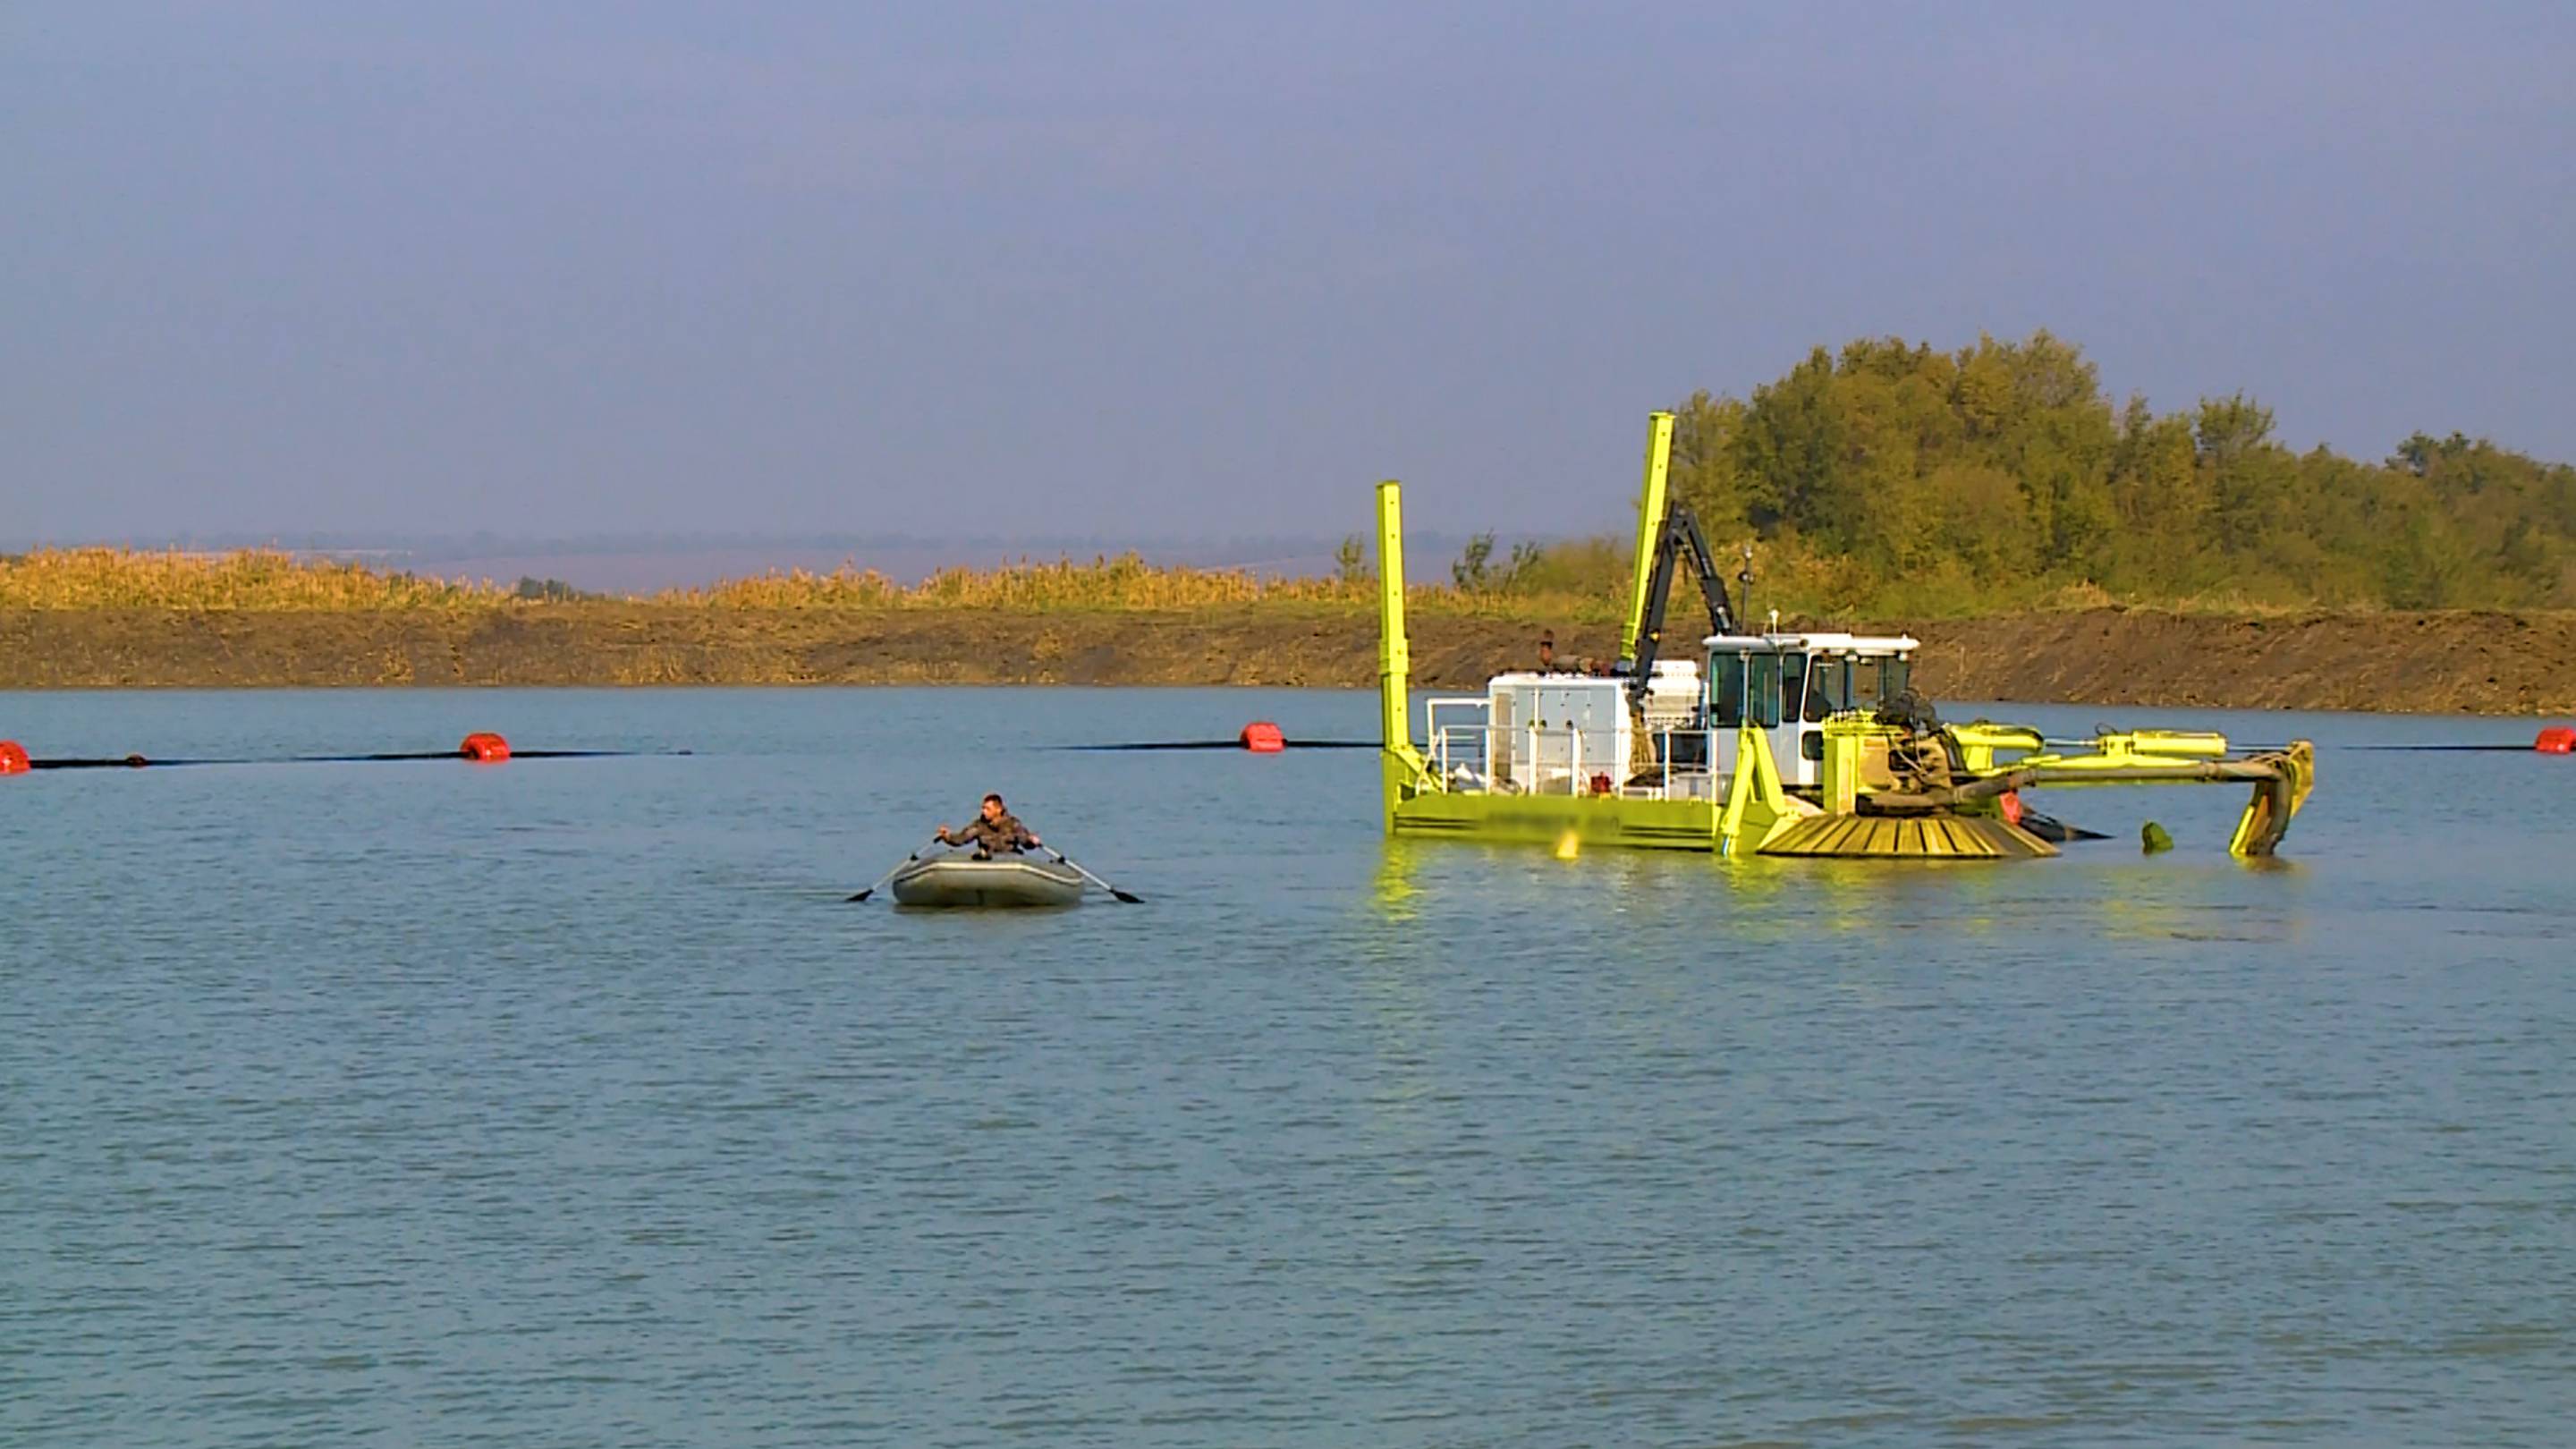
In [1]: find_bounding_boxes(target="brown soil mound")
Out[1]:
[1899,608,2576,715]
[2,605,2569,714]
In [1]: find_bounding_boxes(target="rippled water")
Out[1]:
[4,687,2572,1445]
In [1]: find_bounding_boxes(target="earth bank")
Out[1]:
[2,606,2569,715]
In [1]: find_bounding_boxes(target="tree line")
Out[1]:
[1436,332,2576,614]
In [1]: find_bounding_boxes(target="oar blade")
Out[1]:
[848,839,942,904]
[1043,847,1143,903]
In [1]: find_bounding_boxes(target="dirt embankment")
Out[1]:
[2,606,2570,714]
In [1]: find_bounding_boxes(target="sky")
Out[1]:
[5,1,2572,547]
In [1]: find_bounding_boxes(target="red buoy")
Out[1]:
[1240,722,1285,753]
[1998,789,2025,826]
[0,741,28,776]
[2538,726,2575,755]
[461,732,512,763]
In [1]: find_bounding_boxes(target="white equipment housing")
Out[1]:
[1488,673,1630,793]
[1640,659,1701,732]
[1425,664,1707,799]
[1428,672,1632,795]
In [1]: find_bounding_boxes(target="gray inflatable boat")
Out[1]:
[888,853,1086,909]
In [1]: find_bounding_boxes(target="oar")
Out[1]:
[1043,847,1143,903]
[848,837,944,902]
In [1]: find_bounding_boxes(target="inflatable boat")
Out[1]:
[887,853,1087,909]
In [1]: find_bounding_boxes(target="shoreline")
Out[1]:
[3,605,2571,715]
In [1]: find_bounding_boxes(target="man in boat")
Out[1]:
[936,793,1042,858]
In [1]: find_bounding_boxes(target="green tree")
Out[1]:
[1666,390,1752,535]
[1482,330,2576,614]
[1452,532,1496,590]
[1333,534,1371,583]
[1733,348,1853,543]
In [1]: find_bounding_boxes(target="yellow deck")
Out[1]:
[1390,791,1724,851]
[1758,813,2055,860]
[1389,792,2055,860]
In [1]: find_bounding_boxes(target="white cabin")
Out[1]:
[1707,631,1920,788]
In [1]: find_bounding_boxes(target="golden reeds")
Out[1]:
[0,548,496,610]
[667,555,1365,611]
[0,547,1619,617]
[0,542,2406,626]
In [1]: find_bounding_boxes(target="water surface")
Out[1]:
[4,688,2571,1445]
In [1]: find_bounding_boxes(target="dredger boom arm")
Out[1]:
[1616,411,1735,684]
[1834,718,2319,858]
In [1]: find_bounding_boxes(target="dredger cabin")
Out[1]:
[1374,414,2316,860]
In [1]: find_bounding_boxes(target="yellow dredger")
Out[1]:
[1374,414,2315,859]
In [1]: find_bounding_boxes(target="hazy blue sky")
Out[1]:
[6,2,2571,544]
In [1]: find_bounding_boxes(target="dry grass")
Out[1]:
[671,555,1631,619]
[0,548,496,610]
[669,555,1364,611]
[7,543,2340,623]
[1,547,1629,619]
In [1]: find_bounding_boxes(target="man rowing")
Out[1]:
[936,793,1042,858]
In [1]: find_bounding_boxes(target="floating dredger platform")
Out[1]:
[1374,413,2315,859]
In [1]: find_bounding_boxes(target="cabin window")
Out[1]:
[1804,657,1844,722]
[1711,655,1745,726]
[1779,653,1806,725]
[1883,657,1912,700]
[1852,657,1885,709]
[1747,653,1782,728]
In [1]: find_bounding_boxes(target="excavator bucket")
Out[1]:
[1868,722,2318,860]
[2228,741,2315,857]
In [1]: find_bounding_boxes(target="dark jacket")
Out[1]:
[941,811,1038,855]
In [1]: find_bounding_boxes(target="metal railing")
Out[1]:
[1430,720,1592,795]
[1423,698,1716,801]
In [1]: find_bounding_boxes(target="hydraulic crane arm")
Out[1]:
[1620,502,1736,684]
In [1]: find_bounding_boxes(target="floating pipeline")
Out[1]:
[2349,725,2576,755]
[0,733,691,775]
[1061,723,1376,752]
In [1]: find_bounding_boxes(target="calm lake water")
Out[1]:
[4,687,2572,1446]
